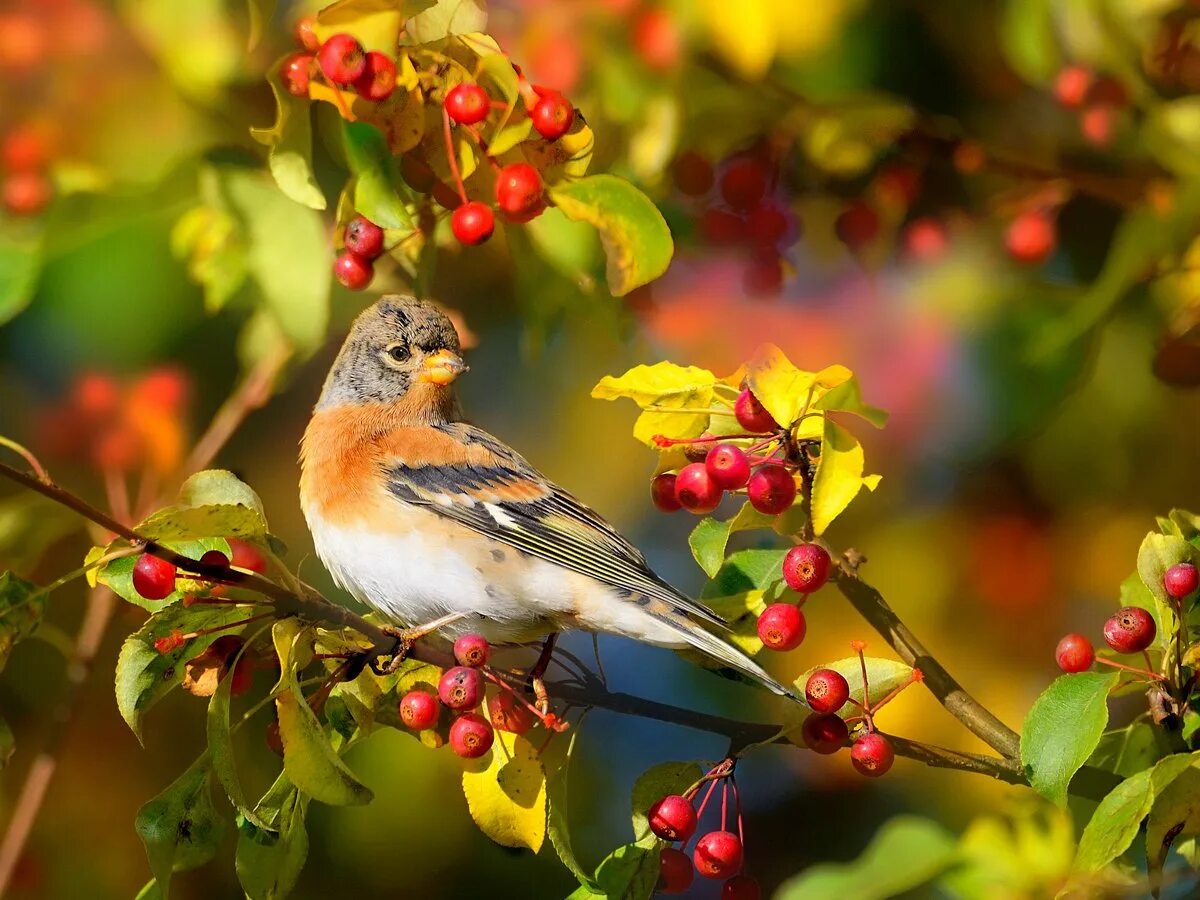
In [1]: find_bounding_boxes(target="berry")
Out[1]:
[835,200,880,251]
[651,473,682,512]
[453,633,490,667]
[354,51,396,102]
[444,83,490,125]
[658,847,694,894]
[672,151,714,196]
[132,367,189,412]
[72,373,119,421]
[1054,65,1093,108]
[722,874,762,900]
[782,543,832,594]
[802,712,849,754]
[1080,105,1116,147]
[1055,633,1095,673]
[805,668,850,714]
[343,215,385,259]
[200,549,230,570]
[757,603,806,651]
[438,666,483,710]
[294,15,320,51]
[317,33,366,86]
[495,163,544,223]
[705,444,751,490]
[531,92,575,141]
[694,831,743,880]
[449,712,494,758]
[746,465,796,515]
[746,204,790,247]
[699,209,743,245]
[851,732,894,777]
[720,159,768,212]
[647,794,697,842]
[229,539,267,573]
[2,125,49,171]
[632,8,681,70]
[399,690,439,730]
[1005,211,1056,266]
[902,217,948,262]
[334,251,373,290]
[280,52,312,97]
[734,390,777,432]
[1103,607,1156,654]
[451,201,495,246]
[133,553,176,600]
[1164,563,1198,601]
[2,171,51,216]
[874,164,922,207]
[487,692,535,734]
[674,462,723,514]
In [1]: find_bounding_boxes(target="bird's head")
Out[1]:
[317,295,468,420]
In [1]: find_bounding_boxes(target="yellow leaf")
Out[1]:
[744,344,817,427]
[811,419,880,534]
[314,0,405,53]
[462,731,546,852]
[700,0,777,79]
[592,362,717,446]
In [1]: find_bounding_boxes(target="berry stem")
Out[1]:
[181,611,276,641]
[867,669,924,714]
[732,777,744,844]
[441,106,469,204]
[0,436,50,483]
[720,779,728,831]
[1094,656,1167,681]
[693,777,720,825]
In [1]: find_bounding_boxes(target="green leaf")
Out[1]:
[525,206,601,286]
[171,205,248,313]
[208,629,273,832]
[403,0,487,44]
[0,492,81,573]
[251,75,326,211]
[115,601,253,741]
[688,504,776,578]
[810,418,881,535]
[1089,722,1165,778]
[593,842,659,899]
[702,548,789,599]
[591,362,716,446]
[236,773,310,900]
[461,730,547,852]
[999,0,1060,84]
[343,120,414,230]
[1020,672,1119,805]
[794,656,914,720]
[135,756,225,899]
[548,175,673,296]
[137,469,271,546]
[813,374,888,428]
[1074,752,1200,872]
[631,761,702,843]
[1146,763,1200,878]
[1138,531,1195,609]
[96,537,230,612]
[0,571,44,673]
[776,816,957,900]
[547,723,595,890]
[272,619,372,806]
[0,233,42,325]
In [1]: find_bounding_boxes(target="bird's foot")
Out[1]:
[371,612,469,675]
[525,633,558,714]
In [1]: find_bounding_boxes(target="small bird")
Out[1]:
[300,296,797,700]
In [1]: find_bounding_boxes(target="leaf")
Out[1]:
[1088,722,1164,778]
[1074,752,1200,872]
[462,730,547,852]
[0,571,43,673]
[631,761,702,843]
[1138,531,1195,608]
[314,0,411,52]
[1020,672,1119,805]
[208,630,273,831]
[813,374,888,428]
[776,816,957,900]
[688,504,776,578]
[702,548,789,599]
[96,537,230,612]
[525,206,601,285]
[245,0,276,51]
[698,0,776,80]
[1000,0,1060,83]
[0,492,81,573]
[794,657,914,719]
[548,175,673,296]
[342,120,415,230]
[250,78,326,210]
[591,362,717,446]
[590,842,659,900]
[272,619,372,806]
[1146,764,1200,878]
[0,234,41,325]
[115,601,253,740]
[810,419,881,535]
[135,756,225,899]
[547,723,595,890]
[236,773,310,900]
[403,0,487,43]
[745,346,852,429]
[171,205,248,312]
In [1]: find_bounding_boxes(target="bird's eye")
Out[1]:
[384,343,410,363]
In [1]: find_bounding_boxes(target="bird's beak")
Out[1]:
[419,349,468,386]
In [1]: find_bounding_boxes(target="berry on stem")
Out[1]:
[694,831,744,879]
[1164,562,1198,601]
[1055,633,1095,673]
[805,668,850,713]
[1102,606,1156,654]
[133,553,176,600]
[1054,65,1093,108]
[449,712,494,758]
[280,53,313,97]
[334,251,373,290]
[495,163,544,222]
[344,215,385,259]
[651,473,682,512]
[199,549,230,572]
[757,603,806,651]
[674,463,723,514]
[317,33,366,86]
[782,543,832,593]
[722,874,762,900]
[354,51,396,102]
[453,633,490,668]
[747,465,796,515]
[229,538,267,573]
[531,91,575,141]
[2,171,51,216]
[657,847,694,894]
[706,444,751,490]
[734,390,777,433]
[438,666,483,709]
[444,83,490,125]
[648,794,698,842]
[399,690,439,730]
[487,692,534,734]
[850,732,894,777]
[802,712,849,754]
[720,159,768,213]
[835,200,880,251]
[451,201,494,246]
[1005,211,1056,266]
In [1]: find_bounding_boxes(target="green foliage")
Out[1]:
[208,629,273,831]
[0,235,41,326]
[1020,672,1119,805]
[235,774,310,900]
[688,505,775,578]
[794,656,915,716]
[0,571,44,673]
[250,79,325,211]
[135,756,225,899]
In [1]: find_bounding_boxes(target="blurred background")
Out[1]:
[1,0,1199,897]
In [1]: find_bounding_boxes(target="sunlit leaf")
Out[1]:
[744,345,847,428]
[135,756,225,899]
[792,656,914,724]
[343,120,416,230]
[591,362,716,446]
[251,77,326,211]
[1020,672,1119,805]
[0,234,42,325]
[236,773,311,900]
[699,0,776,80]
[813,373,888,428]
[0,571,43,674]
[1145,763,1200,879]
[810,419,881,535]
[462,730,547,852]
[403,0,487,44]
[208,630,273,831]
[314,0,413,52]
[688,504,776,578]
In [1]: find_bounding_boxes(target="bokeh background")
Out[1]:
[1,0,1199,897]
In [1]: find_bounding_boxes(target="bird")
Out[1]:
[300,295,798,701]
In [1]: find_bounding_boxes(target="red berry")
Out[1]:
[1080,104,1116,147]
[902,217,948,262]
[757,603,806,651]
[1054,65,1093,108]
[648,794,697,842]
[438,666,483,710]
[722,874,762,900]
[657,847,694,894]
[782,543,832,594]
[874,164,922,207]
[72,373,119,421]
[344,215,384,259]
[451,201,494,246]
[132,367,189,412]
[734,390,777,432]
[229,539,267,573]
[399,689,439,730]
[133,553,176,600]
[1165,563,1198,601]
[720,159,768,213]
[453,633,490,667]
[487,692,534,734]
[651,473,682,512]
[705,444,751,490]
[805,668,850,713]
[444,83,490,125]
[495,163,544,223]
[1103,607,1156,654]
[317,33,366,86]
[746,465,796,515]
[2,170,51,216]
[632,9,681,71]
[1055,633,1095,673]
[1087,76,1127,108]
[449,712,494,758]
[835,200,880,251]
[295,15,320,51]
[1,126,49,172]
[699,209,743,245]
[531,92,575,141]
[802,712,849,754]
[280,52,312,97]
[673,151,714,196]
[1005,211,1056,266]
[354,51,396,102]
[693,831,743,880]
[674,462,723,514]
[851,732,894,777]
[334,251,373,290]
[200,549,230,569]
[746,203,790,247]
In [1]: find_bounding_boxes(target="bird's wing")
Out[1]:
[382,422,726,628]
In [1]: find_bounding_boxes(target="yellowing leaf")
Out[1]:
[462,731,546,852]
[314,0,408,53]
[251,73,325,211]
[700,0,776,79]
[592,362,717,446]
[811,419,880,534]
[745,345,849,429]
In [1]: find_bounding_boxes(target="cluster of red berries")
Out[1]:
[282,20,397,104]
[333,214,386,290]
[1052,65,1128,148]
[1055,563,1197,674]
[1,123,52,216]
[135,539,268,604]
[648,765,760,897]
